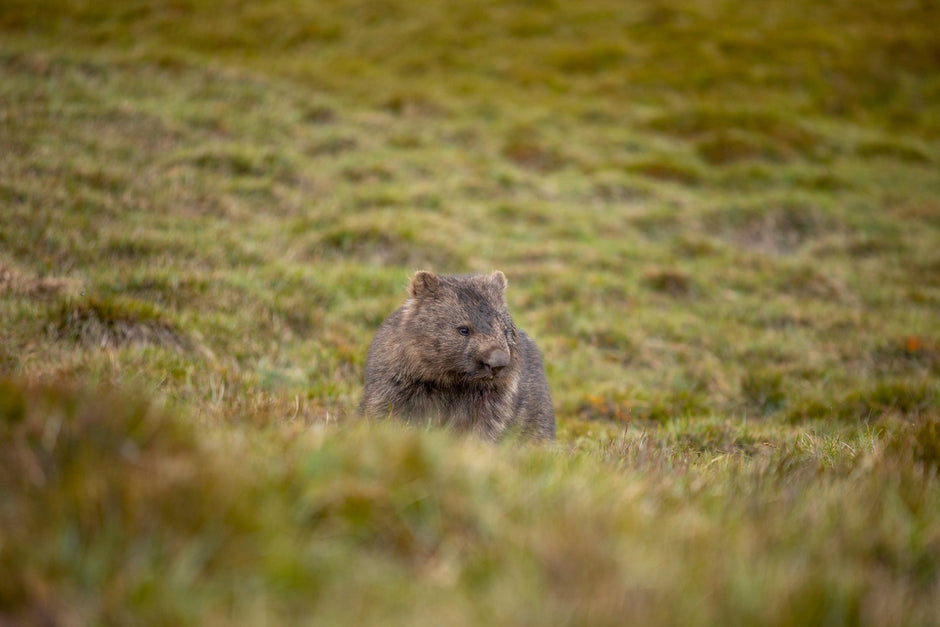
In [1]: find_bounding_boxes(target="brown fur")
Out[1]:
[358,271,555,442]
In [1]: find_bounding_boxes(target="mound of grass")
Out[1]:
[0,260,75,299]
[640,267,696,298]
[855,140,932,164]
[49,297,189,351]
[628,157,702,186]
[703,200,837,255]
[502,128,569,173]
[696,130,790,166]
[648,109,827,161]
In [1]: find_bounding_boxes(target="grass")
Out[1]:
[3,381,938,625]
[1,0,939,624]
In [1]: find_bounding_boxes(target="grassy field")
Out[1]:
[2,0,939,624]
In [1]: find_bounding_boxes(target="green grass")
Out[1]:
[3,381,938,625]
[1,0,939,624]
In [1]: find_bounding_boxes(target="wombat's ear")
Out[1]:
[409,271,440,299]
[490,271,508,293]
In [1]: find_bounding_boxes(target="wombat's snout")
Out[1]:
[482,348,510,376]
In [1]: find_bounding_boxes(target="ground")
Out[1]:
[1,1,938,624]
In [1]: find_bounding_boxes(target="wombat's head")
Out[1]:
[401,271,519,386]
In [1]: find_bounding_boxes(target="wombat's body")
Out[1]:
[359,271,555,442]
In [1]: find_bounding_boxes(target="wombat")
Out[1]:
[359,271,555,442]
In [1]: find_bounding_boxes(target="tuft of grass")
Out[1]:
[548,41,626,74]
[0,260,76,300]
[855,140,932,164]
[641,266,696,298]
[49,297,190,351]
[882,418,940,473]
[846,380,937,421]
[502,125,568,173]
[628,157,702,185]
[648,108,827,161]
[741,370,787,416]
[696,130,788,165]
[704,200,836,255]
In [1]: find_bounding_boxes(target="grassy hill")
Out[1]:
[1,1,938,624]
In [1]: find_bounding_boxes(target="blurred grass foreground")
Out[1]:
[1,0,939,625]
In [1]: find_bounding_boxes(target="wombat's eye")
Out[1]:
[457,326,471,336]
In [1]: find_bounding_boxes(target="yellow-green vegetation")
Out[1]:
[1,0,938,624]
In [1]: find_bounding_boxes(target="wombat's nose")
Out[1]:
[485,348,509,373]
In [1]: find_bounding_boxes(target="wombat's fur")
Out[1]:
[359,271,555,441]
